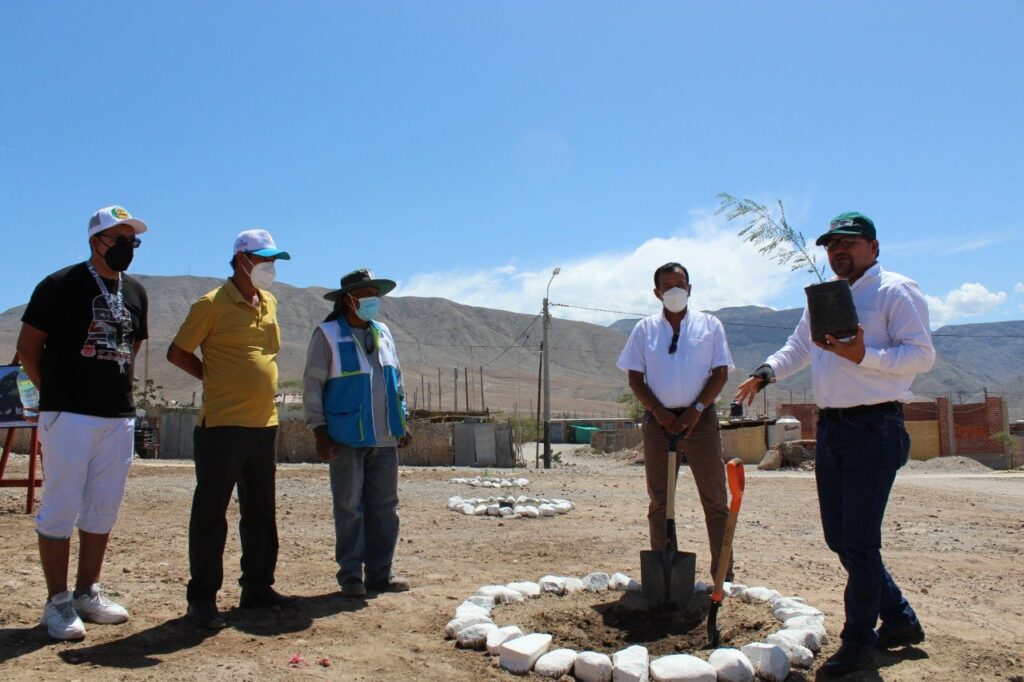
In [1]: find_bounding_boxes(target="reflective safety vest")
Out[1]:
[320,318,407,447]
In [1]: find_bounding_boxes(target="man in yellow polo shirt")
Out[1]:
[167,229,297,629]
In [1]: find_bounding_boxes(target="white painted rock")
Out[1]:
[501,480,513,488]
[764,634,814,669]
[525,505,540,518]
[554,502,573,514]
[455,602,491,619]
[768,595,807,609]
[552,498,575,509]
[473,504,488,515]
[649,654,716,681]
[583,572,610,592]
[456,622,498,649]
[461,503,476,515]
[539,575,567,595]
[769,628,823,653]
[515,478,529,487]
[783,616,828,643]
[724,582,748,597]
[575,651,614,682]
[506,581,541,598]
[538,504,557,517]
[499,507,514,517]
[487,504,502,516]
[534,648,578,678]
[486,625,524,655]
[707,648,754,682]
[563,577,585,594]
[446,614,492,637]
[738,586,781,603]
[476,585,526,604]
[464,595,495,610]
[739,643,790,682]
[500,632,552,675]
[513,505,527,515]
[773,605,823,622]
[612,644,649,682]
[610,573,639,591]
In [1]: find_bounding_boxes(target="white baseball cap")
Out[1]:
[88,205,148,238]
[233,229,291,260]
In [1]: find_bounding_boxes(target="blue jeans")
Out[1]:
[328,446,400,586]
[815,409,918,646]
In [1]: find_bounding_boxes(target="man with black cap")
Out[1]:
[303,268,411,598]
[735,212,935,676]
[167,229,297,628]
[17,205,148,640]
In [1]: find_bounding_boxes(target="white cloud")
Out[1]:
[925,283,1007,327]
[395,215,804,324]
[1014,282,1024,294]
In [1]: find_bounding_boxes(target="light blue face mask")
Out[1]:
[354,296,381,321]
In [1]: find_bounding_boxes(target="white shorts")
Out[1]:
[35,411,134,539]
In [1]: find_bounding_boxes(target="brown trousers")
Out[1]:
[643,408,733,581]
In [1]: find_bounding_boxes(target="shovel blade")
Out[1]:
[640,550,696,609]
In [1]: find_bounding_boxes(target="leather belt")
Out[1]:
[818,401,902,421]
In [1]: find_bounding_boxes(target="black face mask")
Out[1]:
[103,239,135,272]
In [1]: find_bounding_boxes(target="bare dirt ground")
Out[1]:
[1,447,1022,681]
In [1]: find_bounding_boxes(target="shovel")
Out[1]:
[640,433,696,609]
[705,457,746,648]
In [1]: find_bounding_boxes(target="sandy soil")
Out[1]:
[1,447,1022,681]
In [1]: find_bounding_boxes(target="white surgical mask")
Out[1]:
[247,258,276,290]
[661,287,689,313]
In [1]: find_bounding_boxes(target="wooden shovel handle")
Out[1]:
[711,458,745,602]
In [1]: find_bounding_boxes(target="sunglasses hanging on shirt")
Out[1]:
[668,331,680,354]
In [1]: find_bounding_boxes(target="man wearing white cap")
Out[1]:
[16,205,149,640]
[167,229,297,629]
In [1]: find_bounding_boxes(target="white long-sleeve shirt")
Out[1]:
[764,263,935,408]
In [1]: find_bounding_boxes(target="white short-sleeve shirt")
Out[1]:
[616,309,734,409]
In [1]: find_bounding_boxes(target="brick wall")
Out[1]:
[778,404,818,440]
[950,398,1008,456]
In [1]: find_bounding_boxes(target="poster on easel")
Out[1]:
[0,364,34,428]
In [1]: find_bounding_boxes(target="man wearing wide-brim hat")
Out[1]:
[303,268,412,598]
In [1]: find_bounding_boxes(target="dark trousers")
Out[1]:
[186,425,279,603]
[815,410,918,646]
[642,408,732,581]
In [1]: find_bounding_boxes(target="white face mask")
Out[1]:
[247,258,276,290]
[661,287,689,313]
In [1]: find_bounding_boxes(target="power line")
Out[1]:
[484,314,541,367]
[549,302,1024,338]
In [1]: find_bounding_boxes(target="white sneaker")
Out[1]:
[41,591,86,640]
[73,584,129,624]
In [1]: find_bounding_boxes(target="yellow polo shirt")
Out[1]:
[172,279,281,428]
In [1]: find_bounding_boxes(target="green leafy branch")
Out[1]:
[716,193,826,283]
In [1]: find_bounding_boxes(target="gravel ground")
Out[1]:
[1,447,1022,681]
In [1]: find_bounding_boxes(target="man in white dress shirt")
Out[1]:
[735,212,935,677]
[617,262,735,583]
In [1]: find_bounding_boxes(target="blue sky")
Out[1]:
[2,1,1021,328]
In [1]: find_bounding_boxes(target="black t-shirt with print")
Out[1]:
[21,262,148,418]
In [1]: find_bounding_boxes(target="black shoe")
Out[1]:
[238,588,299,609]
[876,621,925,649]
[366,576,410,593]
[187,601,226,629]
[821,642,876,677]
[339,580,367,598]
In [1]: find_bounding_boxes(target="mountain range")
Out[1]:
[1,275,1020,416]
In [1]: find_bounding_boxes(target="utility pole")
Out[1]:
[543,267,561,469]
[428,382,432,410]
[453,367,459,411]
[535,344,542,468]
[438,368,442,411]
[420,375,426,411]
[479,366,485,412]
[464,367,470,412]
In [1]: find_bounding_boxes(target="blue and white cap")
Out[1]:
[233,229,291,260]
[88,205,148,238]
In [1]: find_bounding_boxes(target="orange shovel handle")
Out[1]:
[727,458,745,515]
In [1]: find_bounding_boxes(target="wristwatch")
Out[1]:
[693,401,706,413]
